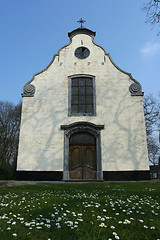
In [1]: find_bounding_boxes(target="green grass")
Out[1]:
[0,182,160,240]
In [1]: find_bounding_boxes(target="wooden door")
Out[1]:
[69,133,96,180]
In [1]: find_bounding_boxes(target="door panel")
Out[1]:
[69,146,82,179]
[83,146,96,180]
[85,146,96,169]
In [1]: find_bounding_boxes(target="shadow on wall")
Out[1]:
[102,91,148,172]
[17,89,67,172]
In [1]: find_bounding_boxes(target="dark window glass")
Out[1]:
[86,105,93,113]
[79,95,85,104]
[72,79,79,86]
[86,96,93,104]
[71,105,79,113]
[86,87,93,95]
[72,96,78,104]
[79,79,85,86]
[79,105,85,113]
[71,77,94,114]
[72,87,78,95]
[86,79,93,86]
[79,87,85,95]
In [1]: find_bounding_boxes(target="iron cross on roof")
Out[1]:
[77,18,86,28]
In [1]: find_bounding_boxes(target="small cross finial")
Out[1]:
[77,18,86,28]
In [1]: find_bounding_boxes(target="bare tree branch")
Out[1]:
[143,94,160,165]
[0,101,22,169]
[142,0,160,34]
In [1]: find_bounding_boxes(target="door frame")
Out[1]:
[61,122,104,181]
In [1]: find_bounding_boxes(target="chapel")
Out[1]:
[16,22,150,181]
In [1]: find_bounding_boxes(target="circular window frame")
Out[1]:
[75,47,90,59]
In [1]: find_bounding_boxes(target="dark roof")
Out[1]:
[68,28,96,39]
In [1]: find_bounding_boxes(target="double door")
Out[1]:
[69,133,97,180]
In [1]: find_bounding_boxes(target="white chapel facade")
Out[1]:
[16,26,150,181]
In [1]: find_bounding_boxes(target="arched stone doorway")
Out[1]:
[69,132,96,180]
[61,122,104,181]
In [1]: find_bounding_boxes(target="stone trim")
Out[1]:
[61,121,104,131]
[68,28,96,39]
[22,84,35,97]
[61,122,104,181]
[129,82,143,96]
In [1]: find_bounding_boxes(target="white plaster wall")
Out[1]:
[17,32,149,171]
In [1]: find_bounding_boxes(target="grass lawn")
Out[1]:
[0,181,160,240]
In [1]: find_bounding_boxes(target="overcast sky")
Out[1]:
[1,0,160,104]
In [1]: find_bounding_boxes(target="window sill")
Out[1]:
[68,113,96,117]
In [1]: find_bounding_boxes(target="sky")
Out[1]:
[0,0,160,105]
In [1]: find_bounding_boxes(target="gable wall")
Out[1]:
[17,33,149,172]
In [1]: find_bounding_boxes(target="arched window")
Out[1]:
[68,75,96,116]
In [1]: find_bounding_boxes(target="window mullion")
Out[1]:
[78,79,80,113]
[85,80,87,113]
